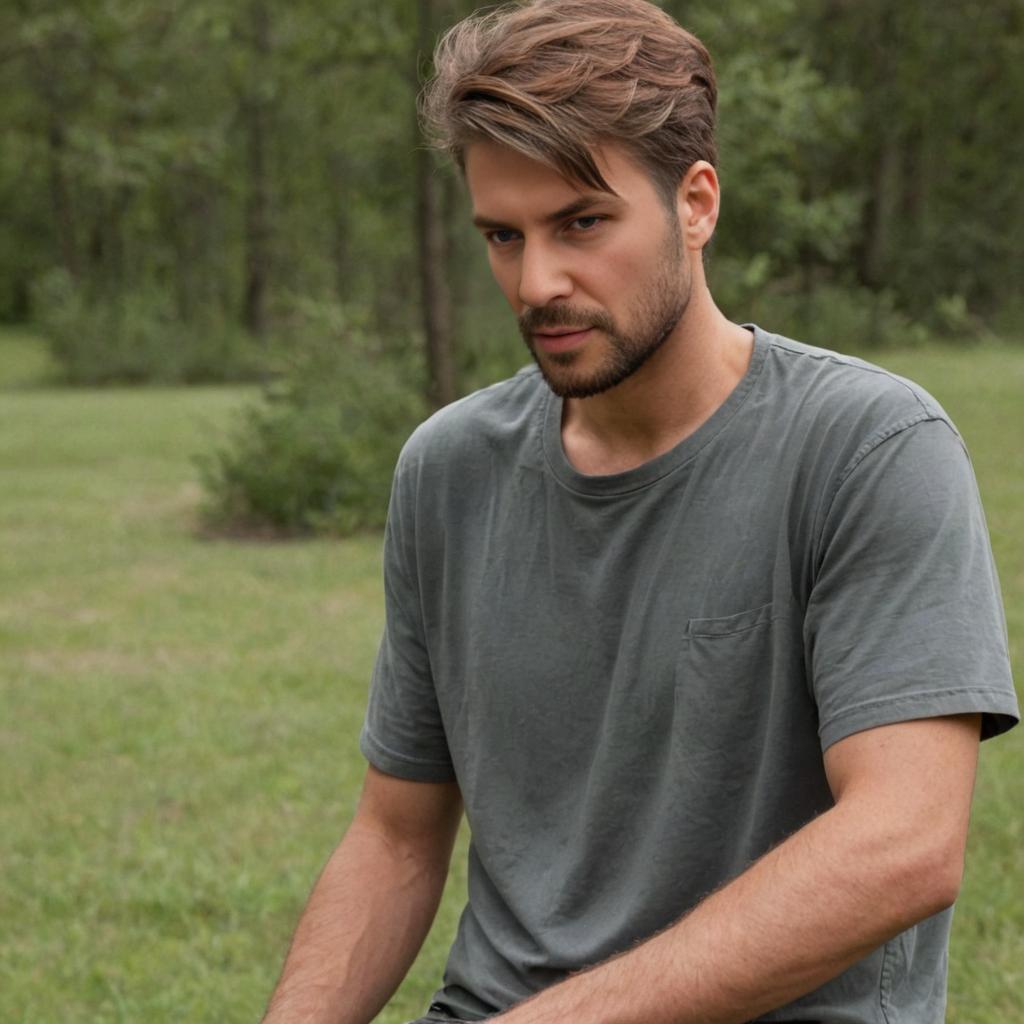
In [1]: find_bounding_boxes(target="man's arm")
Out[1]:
[261,765,463,1024]
[494,713,981,1024]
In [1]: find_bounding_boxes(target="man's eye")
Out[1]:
[571,216,603,231]
[486,229,520,246]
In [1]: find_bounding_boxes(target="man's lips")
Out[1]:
[532,327,594,353]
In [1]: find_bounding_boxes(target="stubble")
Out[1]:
[517,216,690,400]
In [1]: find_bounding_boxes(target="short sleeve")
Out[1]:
[805,416,1019,750]
[359,456,456,782]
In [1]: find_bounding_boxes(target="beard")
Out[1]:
[517,218,690,400]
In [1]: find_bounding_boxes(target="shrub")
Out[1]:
[197,304,426,537]
[711,258,934,351]
[31,269,266,385]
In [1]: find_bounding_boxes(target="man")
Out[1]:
[262,2,1019,1022]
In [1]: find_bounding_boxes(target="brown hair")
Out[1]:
[420,0,717,205]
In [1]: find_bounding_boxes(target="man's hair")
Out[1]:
[419,0,717,205]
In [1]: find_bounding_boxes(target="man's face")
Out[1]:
[465,140,692,399]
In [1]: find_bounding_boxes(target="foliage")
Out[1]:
[681,0,1024,329]
[694,0,864,300]
[1,0,1022,392]
[197,304,426,535]
[31,268,267,384]
[0,0,429,382]
[717,272,931,350]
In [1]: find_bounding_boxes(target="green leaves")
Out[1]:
[2,0,1023,358]
[197,302,426,536]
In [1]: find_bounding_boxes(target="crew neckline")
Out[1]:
[541,323,769,496]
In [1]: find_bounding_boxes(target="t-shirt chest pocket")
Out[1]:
[686,601,777,641]
[674,602,792,745]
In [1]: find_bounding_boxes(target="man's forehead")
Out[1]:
[465,140,631,225]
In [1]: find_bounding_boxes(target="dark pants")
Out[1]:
[406,1018,818,1023]
[406,1010,817,1024]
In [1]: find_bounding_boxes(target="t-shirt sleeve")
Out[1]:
[359,455,456,782]
[805,415,1019,750]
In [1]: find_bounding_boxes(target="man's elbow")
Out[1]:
[897,831,967,921]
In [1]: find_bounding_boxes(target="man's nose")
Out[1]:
[517,241,573,309]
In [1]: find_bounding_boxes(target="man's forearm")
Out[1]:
[261,820,452,1024]
[493,716,977,1024]
[494,808,923,1023]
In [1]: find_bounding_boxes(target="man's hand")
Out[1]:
[492,713,981,1024]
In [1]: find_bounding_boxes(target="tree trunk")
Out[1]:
[93,184,130,297]
[46,115,80,280]
[173,166,226,324]
[859,125,903,289]
[416,0,458,408]
[241,0,272,342]
[855,3,904,292]
[327,148,351,304]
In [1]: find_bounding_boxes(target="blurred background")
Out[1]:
[3,0,1024,532]
[1,1,1021,1021]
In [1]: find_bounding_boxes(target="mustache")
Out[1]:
[519,305,615,336]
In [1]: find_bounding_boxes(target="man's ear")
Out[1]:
[677,160,720,250]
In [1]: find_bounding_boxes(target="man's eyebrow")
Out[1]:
[471,193,621,230]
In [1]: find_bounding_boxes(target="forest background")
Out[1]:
[1,1,1023,1022]
[4,0,1024,533]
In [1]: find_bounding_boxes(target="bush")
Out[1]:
[197,303,426,536]
[711,258,934,351]
[31,268,267,385]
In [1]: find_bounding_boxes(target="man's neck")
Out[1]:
[560,294,754,477]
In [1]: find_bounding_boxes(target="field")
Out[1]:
[1,328,1021,1023]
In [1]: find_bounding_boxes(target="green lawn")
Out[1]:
[0,329,1020,1022]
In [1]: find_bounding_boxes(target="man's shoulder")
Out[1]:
[397,363,546,476]
[756,327,956,442]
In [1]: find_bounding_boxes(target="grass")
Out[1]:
[0,327,1020,1022]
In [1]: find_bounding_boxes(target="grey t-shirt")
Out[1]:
[361,326,1018,1023]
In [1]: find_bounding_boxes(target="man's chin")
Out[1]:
[534,358,624,400]
[530,348,584,396]
[542,349,580,369]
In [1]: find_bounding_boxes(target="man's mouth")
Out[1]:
[532,327,594,353]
